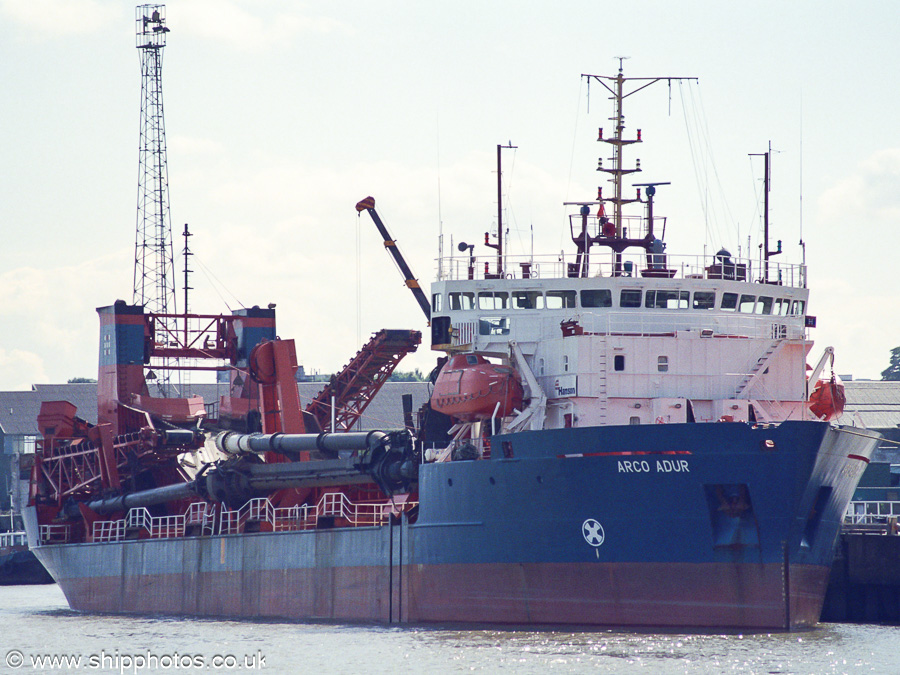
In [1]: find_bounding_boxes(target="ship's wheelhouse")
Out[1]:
[430,265,812,429]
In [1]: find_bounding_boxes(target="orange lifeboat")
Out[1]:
[431,354,524,422]
[808,373,846,421]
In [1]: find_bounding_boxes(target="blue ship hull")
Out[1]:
[30,421,878,629]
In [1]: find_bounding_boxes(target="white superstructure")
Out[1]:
[431,259,812,428]
[428,66,819,433]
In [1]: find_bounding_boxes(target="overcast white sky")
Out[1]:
[1,0,898,391]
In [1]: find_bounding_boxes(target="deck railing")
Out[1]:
[271,503,316,532]
[0,531,27,549]
[186,501,216,536]
[38,524,71,544]
[437,251,807,288]
[844,500,900,534]
[52,492,418,544]
[92,519,125,543]
[573,311,805,340]
[319,491,388,527]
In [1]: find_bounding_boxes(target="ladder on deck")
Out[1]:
[596,341,608,424]
[734,340,785,398]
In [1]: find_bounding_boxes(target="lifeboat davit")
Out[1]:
[808,373,846,421]
[431,354,524,422]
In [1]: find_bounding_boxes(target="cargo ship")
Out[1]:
[24,66,879,630]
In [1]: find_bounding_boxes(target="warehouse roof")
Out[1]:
[0,381,430,437]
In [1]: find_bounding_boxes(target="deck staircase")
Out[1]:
[734,340,785,399]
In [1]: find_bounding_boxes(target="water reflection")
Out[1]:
[2,586,897,674]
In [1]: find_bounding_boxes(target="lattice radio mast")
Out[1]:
[134,5,176,394]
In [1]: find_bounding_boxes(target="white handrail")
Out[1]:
[845,500,900,526]
[46,493,420,544]
[437,251,807,288]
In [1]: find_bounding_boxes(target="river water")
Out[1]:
[1,585,898,674]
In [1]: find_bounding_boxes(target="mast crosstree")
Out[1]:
[581,62,696,273]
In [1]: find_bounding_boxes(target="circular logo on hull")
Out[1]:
[582,518,605,547]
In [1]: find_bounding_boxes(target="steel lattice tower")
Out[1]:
[134,5,176,395]
[134,5,174,318]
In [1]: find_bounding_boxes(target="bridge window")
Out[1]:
[721,293,738,311]
[478,291,509,310]
[545,290,577,309]
[738,294,756,313]
[614,354,625,371]
[512,291,542,309]
[449,292,475,311]
[645,290,689,309]
[478,316,510,336]
[620,290,642,308]
[774,298,790,316]
[432,293,442,312]
[581,289,612,308]
[756,296,773,315]
[790,300,806,316]
[692,291,716,310]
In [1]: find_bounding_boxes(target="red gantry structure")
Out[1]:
[29,5,422,546]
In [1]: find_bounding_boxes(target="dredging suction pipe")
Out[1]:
[214,430,388,457]
[81,430,417,515]
[85,481,198,514]
[211,428,417,507]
